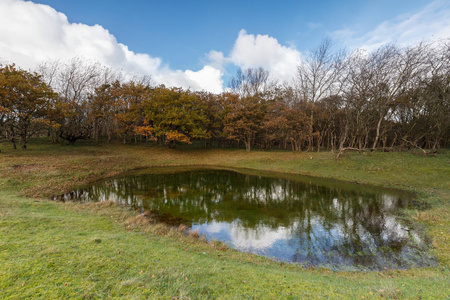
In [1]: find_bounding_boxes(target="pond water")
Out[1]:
[54,167,436,270]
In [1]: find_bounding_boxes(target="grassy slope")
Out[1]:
[0,140,449,299]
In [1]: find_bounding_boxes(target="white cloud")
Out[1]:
[206,50,228,71]
[0,0,223,93]
[229,222,291,250]
[199,220,292,250]
[333,0,450,51]
[228,30,302,83]
[184,66,223,92]
[205,30,304,85]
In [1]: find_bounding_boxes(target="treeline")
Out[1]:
[0,39,449,155]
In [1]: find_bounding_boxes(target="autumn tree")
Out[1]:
[261,97,289,149]
[261,87,301,150]
[196,91,227,147]
[114,81,153,144]
[285,102,315,152]
[143,86,210,148]
[223,93,267,151]
[0,64,55,149]
[88,81,119,143]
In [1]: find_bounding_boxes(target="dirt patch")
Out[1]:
[10,164,42,171]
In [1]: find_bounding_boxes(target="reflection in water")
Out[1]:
[54,168,436,270]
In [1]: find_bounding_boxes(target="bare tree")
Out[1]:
[368,43,428,150]
[297,38,346,103]
[296,38,347,151]
[229,67,275,97]
[38,58,106,144]
[342,49,377,151]
[409,40,450,151]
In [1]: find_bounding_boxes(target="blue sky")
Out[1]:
[1,0,449,92]
[30,0,432,69]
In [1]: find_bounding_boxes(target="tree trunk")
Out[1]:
[245,141,251,152]
[372,115,383,151]
[166,139,176,149]
[336,124,348,159]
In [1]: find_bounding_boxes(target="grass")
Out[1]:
[0,139,449,299]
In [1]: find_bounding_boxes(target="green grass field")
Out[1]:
[0,139,449,299]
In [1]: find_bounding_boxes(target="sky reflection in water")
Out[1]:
[55,167,436,270]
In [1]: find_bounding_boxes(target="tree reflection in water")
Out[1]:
[54,168,436,270]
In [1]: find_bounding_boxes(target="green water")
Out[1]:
[54,167,436,270]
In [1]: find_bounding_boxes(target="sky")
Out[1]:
[1,0,449,93]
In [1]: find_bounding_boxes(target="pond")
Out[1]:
[53,167,436,270]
